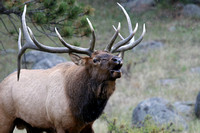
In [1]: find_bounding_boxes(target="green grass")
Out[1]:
[2,0,200,132]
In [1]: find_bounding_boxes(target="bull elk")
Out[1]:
[0,3,145,133]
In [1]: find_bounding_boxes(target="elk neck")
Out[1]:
[64,65,116,123]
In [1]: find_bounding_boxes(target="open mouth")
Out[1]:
[111,64,122,72]
[110,64,122,79]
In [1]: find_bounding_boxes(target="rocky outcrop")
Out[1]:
[133,40,164,52]
[22,50,67,69]
[181,4,200,18]
[195,92,200,118]
[132,98,188,131]
[122,0,156,12]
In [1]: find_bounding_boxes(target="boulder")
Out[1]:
[0,49,17,55]
[191,67,200,74]
[173,101,194,120]
[195,92,200,118]
[181,4,200,18]
[157,78,177,86]
[132,98,188,130]
[133,40,164,52]
[122,0,156,12]
[32,57,66,69]
[22,51,67,69]
[168,26,176,32]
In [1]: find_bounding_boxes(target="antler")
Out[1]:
[106,3,146,57]
[17,3,145,80]
[104,22,121,52]
[17,5,96,80]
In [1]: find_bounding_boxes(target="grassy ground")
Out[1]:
[1,0,200,133]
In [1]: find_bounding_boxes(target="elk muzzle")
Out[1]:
[110,56,123,79]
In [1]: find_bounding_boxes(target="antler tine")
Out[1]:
[21,5,70,53]
[111,3,136,58]
[104,22,121,52]
[113,25,124,40]
[55,28,93,56]
[118,2,137,47]
[110,3,138,53]
[114,24,146,52]
[111,23,138,53]
[21,5,39,50]
[27,27,69,53]
[17,5,40,81]
[110,3,146,53]
[17,5,71,80]
[86,18,96,51]
[17,28,23,81]
[18,28,22,50]
[113,25,125,59]
[117,3,133,35]
[54,18,96,56]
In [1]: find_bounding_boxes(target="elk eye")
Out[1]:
[101,59,108,62]
[93,58,98,63]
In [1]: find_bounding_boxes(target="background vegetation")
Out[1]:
[1,0,94,38]
[0,0,200,132]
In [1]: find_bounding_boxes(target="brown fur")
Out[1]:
[0,51,122,133]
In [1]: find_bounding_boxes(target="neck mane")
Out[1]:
[65,66,116,123]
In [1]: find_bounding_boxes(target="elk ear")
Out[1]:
[69,53,85,66]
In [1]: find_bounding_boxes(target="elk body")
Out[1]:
[0,3,145,133]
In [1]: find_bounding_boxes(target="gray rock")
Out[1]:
[173,101,194,120]
[195,92,200,118]
[0,49,17,55]
[122,0,156,12]
[32,57,66,69]
[132,98,188,130]
[168,26,176,32]
[133,40,164,52]
[158,78,177,86]
[191,67,200,73]
[22,51,67,69]
[181,4,200,18]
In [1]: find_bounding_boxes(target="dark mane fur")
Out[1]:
[66,66,115,123]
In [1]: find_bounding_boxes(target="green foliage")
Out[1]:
[181,65,187,72]
[101,114,183,133]
[73,41,81,46]
[68,5,81,19]
[83,27,91,37]
[61,26,74,37]
[101,114,131,133]
[80,16,88,27]
[56,2,68,15]
[9,30,16,35]
[43,0,57,9]
[67,0,75,5]
[84,5,95,15]
[2,0,95,37]
[33,12,47,25]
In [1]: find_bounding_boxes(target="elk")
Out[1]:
[0,3,145,133]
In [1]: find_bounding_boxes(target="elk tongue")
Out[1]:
[110,69,122,79]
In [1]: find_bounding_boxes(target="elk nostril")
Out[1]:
[112,58,118,62]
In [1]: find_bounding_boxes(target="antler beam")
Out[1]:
[17,5,96,80]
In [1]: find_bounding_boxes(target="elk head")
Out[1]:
[17,3,146,81]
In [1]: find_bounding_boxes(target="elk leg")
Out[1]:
[15,118,55,133]
[0,123,15,133]
[56,128,65,133]
[80,124,94,133]
[14,118,41,133]
[0,109,15,133]
[25,125,44,133]
[26,127,56,133]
